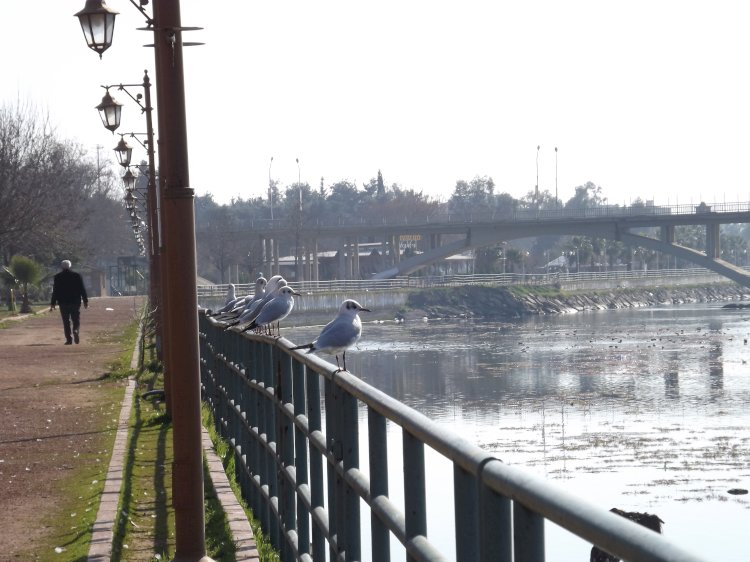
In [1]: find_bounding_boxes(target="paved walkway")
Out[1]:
[0,298,258,560]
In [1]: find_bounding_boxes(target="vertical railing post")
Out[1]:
[369,408,390,562]
[279,350,296,561]
[247,339,262,519]
[479,473,512,562]
[324,376,340,559]
[266,343,280,549]
[307,370,326,560]
[403,430,426,562]
[514,502,545,562]
[293,359,310,558]
[454,464,480,562]
[255,341,270,533]
[342,391,361,560]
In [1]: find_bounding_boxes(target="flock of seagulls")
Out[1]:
[207,275,370,371]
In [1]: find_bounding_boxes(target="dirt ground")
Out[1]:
[0,296,144,559]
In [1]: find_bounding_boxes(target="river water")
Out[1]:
[288,303,750,561]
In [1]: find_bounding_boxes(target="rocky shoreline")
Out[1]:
[401,284,750,321]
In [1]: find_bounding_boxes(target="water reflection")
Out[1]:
[288,304,750,561]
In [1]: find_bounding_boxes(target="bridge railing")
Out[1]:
[198,267,732,302]
[233,200,750,231]
[199,313,708,562]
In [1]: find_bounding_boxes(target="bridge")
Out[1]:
[252,201,750,287]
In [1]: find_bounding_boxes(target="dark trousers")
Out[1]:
[59,303,81,342]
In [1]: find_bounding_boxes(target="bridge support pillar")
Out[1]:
[338,241,347,280]
[312,238,319,281]
[262,236,274,277]
[661,225,675,244]
[706,223,721,259]
[273,239,280,276]
[354,240,360,279]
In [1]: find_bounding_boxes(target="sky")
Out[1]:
[4,1,750,207]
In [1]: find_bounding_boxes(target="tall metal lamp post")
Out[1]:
[75,2,211,561]
[535,144,540,211]
[295,157,302,280]
[96,74,162,356]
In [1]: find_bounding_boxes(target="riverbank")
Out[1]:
[401,283,750,320]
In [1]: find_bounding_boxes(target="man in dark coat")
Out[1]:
[50,260,89,345]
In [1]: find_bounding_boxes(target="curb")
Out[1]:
[202,429,260,560]
[87,378,135,561]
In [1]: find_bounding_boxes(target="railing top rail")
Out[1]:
[228,200,750,232]
[197,267,728,297]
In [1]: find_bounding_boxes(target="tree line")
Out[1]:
[0,101,137,304]
[3,100,749,293]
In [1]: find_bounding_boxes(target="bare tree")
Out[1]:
[0,101,96,262]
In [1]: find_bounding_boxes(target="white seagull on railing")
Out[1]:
[241,285,300,335]
[291,299,370,371]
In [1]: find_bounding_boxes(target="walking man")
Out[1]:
[50,260,88,345]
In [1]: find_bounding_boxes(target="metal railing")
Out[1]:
[210,200,750,232]
[199,313,708,562]
[198,267,734,300]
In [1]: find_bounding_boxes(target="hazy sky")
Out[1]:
[5,1,750,207]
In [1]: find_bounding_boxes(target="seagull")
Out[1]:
[234,277,287,326]
[291,299,370,371]
[241,285,300,335]
[211,277,266,317]
[223,283,236,306]
[213,277,269,322]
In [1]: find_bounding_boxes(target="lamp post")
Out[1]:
[75,2,211,560]
[555,146,558,208]
[268,156,274,221]
[535,144,540,211]
[295,157,302,281]
[98,71,163,360]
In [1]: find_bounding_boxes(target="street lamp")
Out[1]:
[122,168,137,190]
[535,145,540,210]
[268,156,274,220]
[555,146,558,208]
[124,188,136,210]
[114,135,133,167]
[74,0,118,58]
[75,1,210,559]
[295,157,302,280]
[97,72,161,363]
[96,89,122,133]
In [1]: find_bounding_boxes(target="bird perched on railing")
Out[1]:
[213,276,271,322]
[210,277,266,318]
[241,285,300,335]
[229,276,286,327]
[291,299,370,372]
[223,283,236,306]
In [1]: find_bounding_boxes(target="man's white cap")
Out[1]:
[61,260,72,270]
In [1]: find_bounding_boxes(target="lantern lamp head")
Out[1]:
[114,136,133,167]
[96,90,123,133]
[75,0,118,59]
[122,169,137,190]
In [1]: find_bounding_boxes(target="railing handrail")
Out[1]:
[214,200,750,232]
[199,317,709,562]
[197,266,733,299]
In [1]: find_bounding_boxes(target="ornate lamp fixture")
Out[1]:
[96,89,122,132]
[74,0,118,58]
